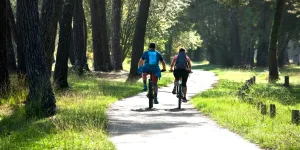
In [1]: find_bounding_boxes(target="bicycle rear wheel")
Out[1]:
[148,79,153,109]
[178,84,182,109]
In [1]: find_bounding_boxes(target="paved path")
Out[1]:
[107,70,260,150]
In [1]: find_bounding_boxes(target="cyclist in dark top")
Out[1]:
[170,48,192,102]
[138,43,166,104]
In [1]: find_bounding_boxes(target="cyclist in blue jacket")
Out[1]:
[138,43,166,104]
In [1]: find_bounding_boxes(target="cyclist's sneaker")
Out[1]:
[142,85,147,92]
[154,97,159,104]
[182,97,188,103]
[172,87,176,94]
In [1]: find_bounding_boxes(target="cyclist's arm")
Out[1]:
[170,58,175,70]
[138,58,144,67]
[162,60,166,70]
[138,52,146,67]
[158,52,166,70]
[187,58,192,71]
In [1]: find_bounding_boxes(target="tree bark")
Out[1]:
[230,8,242,66]
[128,0,151,80]
[268,0,285,81]
[256,2,271,67]
[90,0,113,72]
[16,0,27,77]
[18,0,56,117]
[73,0,85,76]
[54,0,74,89]
[40,0,63,76]
[6,0,17,72]
[6,23,17,72]
[111,0,123,71]
[0,0,10,95]
[83,14,90,71]
[69,31,75,66]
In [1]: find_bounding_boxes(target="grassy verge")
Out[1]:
[0,65,174,149]
[191,64,300,149]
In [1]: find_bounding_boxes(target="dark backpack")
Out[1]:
[176,52,187,69]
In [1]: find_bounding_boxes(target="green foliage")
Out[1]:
[0,65,174,149]
[191,65,300,149]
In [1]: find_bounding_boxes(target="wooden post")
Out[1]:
[292,110,300,125]
[270,104,276,118]
[248,97,254,104]
[284,76,289,87]
[253,76,256,84]
[257,102,263,110]
[261,104,267,115]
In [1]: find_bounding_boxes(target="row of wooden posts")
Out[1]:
[238,76,299,125]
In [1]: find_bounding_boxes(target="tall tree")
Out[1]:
[18,0,56,117]
[82,14,90,71]
[0,0,10,95]
[69,31,75,66]
[6,21,17,72]
[256,1,272,67]
[128,0,151,80]
[6,0,17,72]
[40,0,63,76]
[268,0,285,81]
[54,0,74,88]
[16,0,27,77]
[111,0,123,70]
[230,7,242,66]
[90,0,113,72]
[73,0,86,75]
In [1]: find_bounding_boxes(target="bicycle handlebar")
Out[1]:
[169,70,193,73]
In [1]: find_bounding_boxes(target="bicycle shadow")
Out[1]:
[131,107,188,112]
[131,108,159,112]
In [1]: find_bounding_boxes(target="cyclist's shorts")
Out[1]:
[138,64,161,79]
[173,69,189,87]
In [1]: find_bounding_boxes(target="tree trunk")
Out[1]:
[278,6,292,67]
[68,31,75,66]
[111,0,123,71]
[268,0,285,81]
[16,0,27,77]
[230,8,242,66]
[6,24,17,72]
[73,0,85,76]
[0,0,10,95]
[6,0,17,72]
[54,0,74,89]
[256,2,271,67]
[18,0,56,117]
[83,14,90,71]
[128,0,151,80]
[90,0,113,72]
[40,0,63,76]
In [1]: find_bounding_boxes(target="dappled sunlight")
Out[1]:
[191,65,300,149]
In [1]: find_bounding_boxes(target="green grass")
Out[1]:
[191,64,300,149]
[0,65,174,149]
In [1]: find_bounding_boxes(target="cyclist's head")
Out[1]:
[149,43,156,49]
[179,48,186,53]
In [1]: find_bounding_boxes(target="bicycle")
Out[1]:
[146,69,166,109]
[170,70,192,109]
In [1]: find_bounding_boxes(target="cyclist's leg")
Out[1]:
[172,70,179,94]
[182,70,189,100]
[142,73,148,91]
